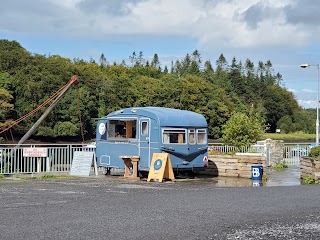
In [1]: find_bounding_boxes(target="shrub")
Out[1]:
[308,146,320,158]
[273,162,289,171]
[222,111,264,150]
[303,175,315,184]
[40,174,55,179]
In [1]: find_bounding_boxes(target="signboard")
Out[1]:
[147,153,175,182]
[23,147,47,157]
[70,151,95,177]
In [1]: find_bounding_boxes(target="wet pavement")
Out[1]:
[2,166,303,188]
[106,166,302,187]
[264,166,301,186]
[204,167,302,188]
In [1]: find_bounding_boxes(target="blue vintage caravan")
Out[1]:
[95,107,208,173]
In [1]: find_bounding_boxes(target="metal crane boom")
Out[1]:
[16,75,79,147]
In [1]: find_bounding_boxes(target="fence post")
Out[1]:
[46,157,50,172]
[266,143,271,166]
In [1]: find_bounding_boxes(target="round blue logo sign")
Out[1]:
[154,159,162,170]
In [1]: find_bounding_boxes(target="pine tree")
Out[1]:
[99,53,107,66]
[151,53,160,68]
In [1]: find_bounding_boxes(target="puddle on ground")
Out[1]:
[164,167,302,187]
[264,167,301,187]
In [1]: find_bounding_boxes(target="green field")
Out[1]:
[210,133,316,143]
[262,133,315,142]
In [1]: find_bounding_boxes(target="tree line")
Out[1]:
[0,39,314,142]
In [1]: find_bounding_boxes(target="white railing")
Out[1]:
[0,144,94,175]
[282,144,310,166]
[208,143,312,166]
[208,143,266,154]
[0,142,312,174]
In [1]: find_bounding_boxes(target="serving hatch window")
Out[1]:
[162,129,186,144]
[108,119,137,140]
[197,129,207,144]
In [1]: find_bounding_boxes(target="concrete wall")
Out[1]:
[206,154,266,178]
[300,157,320,181]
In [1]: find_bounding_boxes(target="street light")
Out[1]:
[300,63,320,145]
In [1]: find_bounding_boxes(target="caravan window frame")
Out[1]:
[107,117,138,141]
[197,129,207,144]
[162,128,187,145]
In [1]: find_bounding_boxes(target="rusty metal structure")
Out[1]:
[0,75,79,147]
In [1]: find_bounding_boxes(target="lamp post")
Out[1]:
[301,63,320,145]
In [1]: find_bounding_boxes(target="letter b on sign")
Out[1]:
[251,166,263,180]
[252,168,260,177]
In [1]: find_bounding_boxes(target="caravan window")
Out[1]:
[162,129,186,144]
[108,119,137,140]
[189,129,195,144]
[141,121,148,136]
[197,129,207,144]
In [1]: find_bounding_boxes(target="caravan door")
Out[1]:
[139,118,151,170]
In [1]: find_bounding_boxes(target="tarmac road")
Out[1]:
[0,176,319,240]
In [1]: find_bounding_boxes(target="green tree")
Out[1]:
[276,115,293,133]
[222,111,264,149]
[263,85,301,132]
[163,66,169,74]
[0,40,31,73]
[129,51,137,67]
[136,51,145,66]
[0,40,304,141]
[151,53,160,68]
[0,88,14,125]
[99,53,107,66]
[53,121,78,136]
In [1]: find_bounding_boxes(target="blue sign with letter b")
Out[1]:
[154,159,162,170]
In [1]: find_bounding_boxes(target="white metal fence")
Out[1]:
[208,144,266,155]
[208,143,311,166]
[282,144,310,166]
[0,142,312,175]
[0,144,94,175]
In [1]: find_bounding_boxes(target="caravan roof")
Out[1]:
[107,107,207,128]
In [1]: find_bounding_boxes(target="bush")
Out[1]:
[308,146,320,158]
[303,175,315,184]
[222,111,264,150]
[273,162,289,171]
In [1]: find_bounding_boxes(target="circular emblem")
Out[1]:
[154,159,162,170]
[98,123,106,135]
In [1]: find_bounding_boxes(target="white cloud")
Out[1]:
[289,87,318,108]
[2,0,320,49]
[47,0,82,9]
[288,88,298,93]
[297,100,316,109]
[301,89,317,93]
[292,88,317,94]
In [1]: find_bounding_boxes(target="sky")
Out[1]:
[1,0,320,109]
